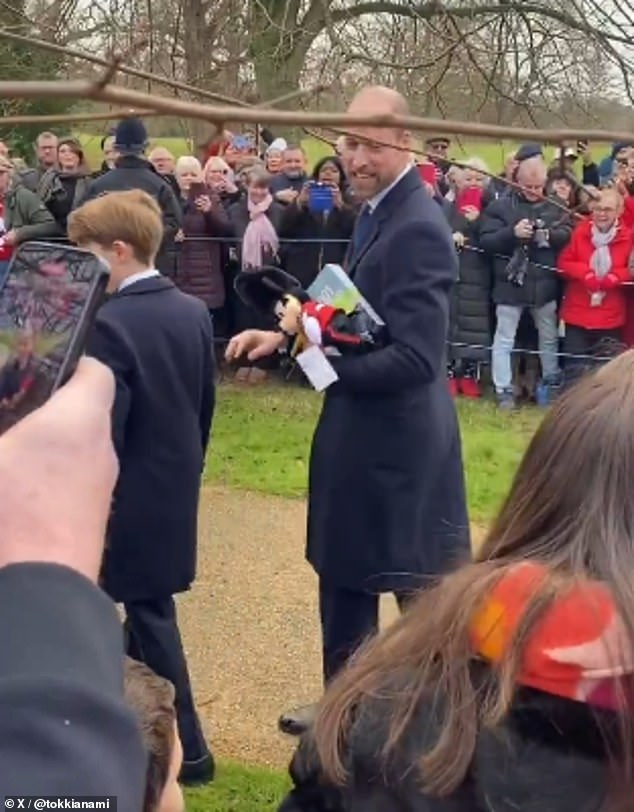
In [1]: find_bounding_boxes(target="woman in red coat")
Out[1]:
[558,187,631,386]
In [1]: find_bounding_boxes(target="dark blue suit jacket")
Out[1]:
[306,168,470,592]
[87,276,215,603]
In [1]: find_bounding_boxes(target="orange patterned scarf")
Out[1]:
[470,561,634,710]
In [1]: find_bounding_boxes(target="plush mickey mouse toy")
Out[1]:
[234,267,384,357]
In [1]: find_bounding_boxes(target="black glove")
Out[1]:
[505,245,529,287]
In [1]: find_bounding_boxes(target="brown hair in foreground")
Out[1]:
[67,189,163,266]
[124,657,176,812]
[313,350,634,800]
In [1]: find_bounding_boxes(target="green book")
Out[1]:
[307,263,385,326]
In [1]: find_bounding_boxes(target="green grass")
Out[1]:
[185,761,290,812]
[205,382,543,523]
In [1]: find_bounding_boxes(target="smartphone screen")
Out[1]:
[456,186,483,213]
[0,242,108,435]
[189,181,206,198]
[417,162,437,186]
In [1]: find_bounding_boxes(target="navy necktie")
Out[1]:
[349,204,374,263]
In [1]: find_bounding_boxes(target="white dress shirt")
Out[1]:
[117,268,161,292]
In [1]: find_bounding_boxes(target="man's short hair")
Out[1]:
[283,144,305,156]
[68,189,163,266]
[36,131,57,145]
[124,658,176,812]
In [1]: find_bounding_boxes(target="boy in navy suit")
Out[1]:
[68,189,215,785]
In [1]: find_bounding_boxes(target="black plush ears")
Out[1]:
[234,266,308,315]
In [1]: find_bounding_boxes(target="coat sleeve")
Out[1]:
[277,201,308,237]
[478,204,517,255]
[199,315,215,455]
[85,313,132,458]
[329,220,453,394]
[13,189,59,243]
[0,562,146,800]
[203,196,232,237]
[158,182,182,241]
[548,214,573,251]
[557,231,587,280]
[73,177,97,209]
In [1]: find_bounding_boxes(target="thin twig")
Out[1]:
[93,53,124,90]
[0,28,250,108]
[257,84,329,108]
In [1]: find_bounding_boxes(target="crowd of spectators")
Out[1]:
[2,122,634,406]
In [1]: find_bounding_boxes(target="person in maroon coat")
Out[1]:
[174,156,233,338]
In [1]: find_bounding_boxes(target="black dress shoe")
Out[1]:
[179,751,215,786]
[278,703,317,736]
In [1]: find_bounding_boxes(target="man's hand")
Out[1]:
[4,230,17,246]
[453,232,465,248]
[276,188,298,205]
[462,205,480,222]
[0,357,117,581]
[225,330,285,362]
[297,183,311,208]
[514,219,534,240]
[175,228,184,243]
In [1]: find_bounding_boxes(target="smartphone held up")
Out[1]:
[0,242,109,435]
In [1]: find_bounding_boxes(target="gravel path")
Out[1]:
[177,485,484,769]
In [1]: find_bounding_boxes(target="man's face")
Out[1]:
[342,127,410,201]
[517,167,546,202]
[37,136,58,167]
[593,190,620,231]
[150,150,174,175]
[427,139,449,160]
[283,149,305,178]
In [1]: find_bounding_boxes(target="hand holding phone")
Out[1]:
[189,181,206,198]
[0,242,109,436]
[456,186,483,216]
[417,162,437,186]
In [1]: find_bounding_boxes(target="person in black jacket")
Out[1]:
[479,156,572,409]
[278,352,634,812]
[446,185,491,398]
[0,355,146,802]
[69,189,215,787]
[78,118,181,277]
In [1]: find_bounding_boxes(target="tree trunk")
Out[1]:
[248,0,319,142]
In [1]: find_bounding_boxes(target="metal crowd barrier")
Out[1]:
[40,234,632,365]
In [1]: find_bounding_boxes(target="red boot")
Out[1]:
[458,376,481,399]
[447,376,459,397]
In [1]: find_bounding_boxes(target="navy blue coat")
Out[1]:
[306,169,470,593]
[87,276,215,603]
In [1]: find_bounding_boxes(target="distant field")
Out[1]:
[75,133,612,175]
